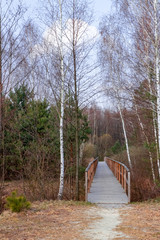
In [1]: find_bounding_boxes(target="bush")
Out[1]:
[79,166,86,179]
[83,143,96,159]
[98,134,113,159]
[6,191,31,212]
[111,140,122,154]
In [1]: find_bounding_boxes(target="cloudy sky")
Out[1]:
[26,0,112,58]
[93,0,112,24]
[25,0,112,27]
[19,0,112,108]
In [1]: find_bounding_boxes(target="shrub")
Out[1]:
[98,134,113,159]
[79,166,86,179]
[5,191,31,212]
[83,143,96,159]
[111,140,122,154]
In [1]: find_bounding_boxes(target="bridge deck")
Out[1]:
[88,161,128,205]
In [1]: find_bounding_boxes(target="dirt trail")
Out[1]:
[0,201,128,240]
[83,206,128,240]
[86,201,160,240]
[1,200,159,239]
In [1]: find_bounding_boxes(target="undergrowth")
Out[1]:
[5,191,31,212]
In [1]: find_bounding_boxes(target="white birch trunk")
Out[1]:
[154,0,160,178]
[134,101,156,181]
[115,54,132,170]
[148,72,160,178]
[0,6,4,184]
[153,117,160,177]
[58,0,65,200]
[118,102,132,170]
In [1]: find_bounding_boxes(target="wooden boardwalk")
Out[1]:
[88,161,128,205]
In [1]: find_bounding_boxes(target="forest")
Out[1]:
[1,0,160,213]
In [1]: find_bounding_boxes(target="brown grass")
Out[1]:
[0,200,96,240]
[115,201,160,240]
[3,178,85,202]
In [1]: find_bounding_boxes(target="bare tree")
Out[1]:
[99,15,132,169]
[36,0,98,200]
[64,0,98,200]
[115,0,160,178]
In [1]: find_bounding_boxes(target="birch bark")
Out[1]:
[58,0,65,200]
[0,4,3,184]
[148,69,160,179]
[134,99,155,181]
[118,101,132,170]
[154,0,160,178]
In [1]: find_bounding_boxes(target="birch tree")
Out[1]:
[115,0,160,178]
[36,0,98,200]
[99,15,132,169]
[57,0,65,200]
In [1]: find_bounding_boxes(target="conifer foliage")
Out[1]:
[6,191,31,212]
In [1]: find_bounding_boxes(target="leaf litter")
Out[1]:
[0,200,98,240]
[114,201,160,240]
[1,199,160,240]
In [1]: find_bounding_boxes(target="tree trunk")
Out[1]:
[72,4,79,200]
[147,68,160,179]
[0,11,4,184]
[154,0,160,178]
[134,101,156,181]
[118,103,132,170]
[58,0,65,200]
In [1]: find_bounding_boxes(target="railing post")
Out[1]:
[128,171,131,202]
[85,170,88,202]
[124,169,126,193]
[122,166,124,188]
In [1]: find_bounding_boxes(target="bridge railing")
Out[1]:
[104,157,131,202]
[85,157,98,201]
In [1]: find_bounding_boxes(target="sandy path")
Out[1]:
[83,206,129,240]
[0,200,131,240]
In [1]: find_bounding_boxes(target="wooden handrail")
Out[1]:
[85,157,98,201]
[104,157,131,202]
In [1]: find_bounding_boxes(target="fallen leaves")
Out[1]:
[0,200,95,240]
[115,202,160,240]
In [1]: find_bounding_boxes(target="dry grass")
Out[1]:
[3,178,86,202]
[115,201,160,240]
[0,200,96,240]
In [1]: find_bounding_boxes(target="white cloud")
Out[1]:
[33,19,99,57]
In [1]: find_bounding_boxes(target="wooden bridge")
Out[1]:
[85,157,131,205]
